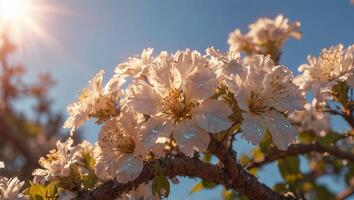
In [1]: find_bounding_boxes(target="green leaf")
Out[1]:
[259,130,273,153]
[152,174,170,198]
[152,162,170,198]
[202,180,216,189]
[223,188,236,200]
[273,183,289,193]
[277,156,302,183]
[313,184,334,200]
[203,152,212,163]
[298,131,316,144]
[239,154,250,165]
[251,148,264,162]
[190,182,204,193]
[190,180,216,194]
[81,173,97,189]
[317,131,342,147]
[345,163,354,186]
[28,182,58,200]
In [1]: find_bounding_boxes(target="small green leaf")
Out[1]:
[152,174,170,198]
[273,183,289,193]
[298,131,316,144]
[202,180,216,189]
[277,156,302,183]
[313,184,334,200]
[239,154,250,165]
[259,130,273,153]
[251,148,264,162]
[152,162,170,198]
[28,182,58,200]
[203,152,212,163]
[82,173,98,189]
[345,163,354,186]
[317,131,342,147]
[190,182,204,194]
[223,188,236,200]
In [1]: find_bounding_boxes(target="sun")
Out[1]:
[0,0,29,25]
[0,0,60,45]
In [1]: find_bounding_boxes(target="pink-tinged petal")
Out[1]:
[240,113,265,145]
[138,117,173,157]
[194,99,232,133]
[265,111,297,150]
[347,76,354,88]
[95,149,124,181]
[263,65,305,111]
[173,120,210,157]
[234,86,251,112]
[116,155,144,183]
[127,83,161,115]
[184,67,218,100]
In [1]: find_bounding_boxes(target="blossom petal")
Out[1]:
[127,83,161,115]
[194,99,232,133]
[265,111,297,150]
[184,67,218,100]
[173,120,210,157]
[241,113,265,145]
[137,117,173,157]
[116,155,144,184]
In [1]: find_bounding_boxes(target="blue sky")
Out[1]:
[10,0,354,199]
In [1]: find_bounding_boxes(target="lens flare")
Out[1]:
[0,0,63,46]
[0,0,29,24]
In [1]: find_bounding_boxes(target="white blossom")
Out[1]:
[0,177,26,200]
[118,181,159,200]
[127,49,232,157]
[57,190,77,200]
[116,48,159,79]
[206,47,245,86]
[71,140,96,174]
[0,161,4,169]
[230,55,305,150]
[228,15,302,57]
[95,110,147,183]
[32,138,74,183]
[64,70,122,134]
[295,44,354,102]
[290,100,330,136]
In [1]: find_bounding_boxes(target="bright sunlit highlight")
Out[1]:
[0,0,66,47]
[0,0,29,24]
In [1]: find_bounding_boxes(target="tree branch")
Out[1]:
[336,187,354,200]
[208,136,296,200]
[246,143,354,169]
[74,155,231,200]
[74,136,296,200]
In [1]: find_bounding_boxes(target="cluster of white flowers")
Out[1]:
[0,162,26,200]
[295,44,354,103]
[62,45,306,188]
[0,177,26,200]
[1,14,353,200]
[64,70,124,134]
[228,15,302,61]
[289,100,330,136]
[208,51,306,150]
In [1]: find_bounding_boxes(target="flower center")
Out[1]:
[111,132,136,154]
[318,49,343,80]
[43,149,59,163]
[248,91,268,115]
[100,123,136,154]
[161,88,196,124]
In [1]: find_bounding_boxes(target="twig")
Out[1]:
[336,187,354,200]
[246,143,354,169]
